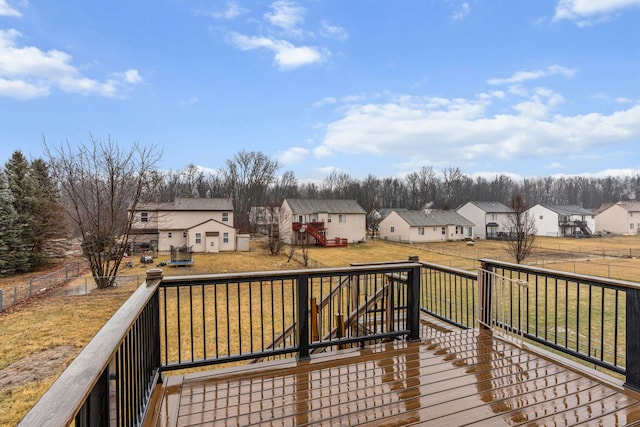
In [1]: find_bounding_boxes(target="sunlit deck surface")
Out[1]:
[146,320,640,426]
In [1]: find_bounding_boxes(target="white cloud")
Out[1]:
[0,29,142,99]
[277,146,308,164]
[488,65,575,86]
[320,20,348,41]
[312,89,640,172]
[229,32,326,69]
[0,0,20,17]
[452,2,471,20]
[554,0,640,25]
[211,1,248,20]
[265,0,305,35]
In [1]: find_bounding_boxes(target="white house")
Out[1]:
[379,210,474,243]
[527,204,595,237]
[456,201,512,239]
[595,201,640,235]
[130,197,241,252]
[279,199,367,246]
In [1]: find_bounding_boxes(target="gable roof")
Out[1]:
[538,204,594,216]
[187,218,236,231]
[464,201,512,213]
[604,201,640,213]
[284,199,366,214]
[137,197,234,212]
[393,210,474,227]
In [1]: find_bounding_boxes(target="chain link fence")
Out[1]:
[0,262,85,312]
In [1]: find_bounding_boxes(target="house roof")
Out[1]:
[393,210,475,227]
[284,199,366,214]
[463,201,512,213]
[137,197,234,211]
[606,201,640,213]
[377,208,407,219]
[538,204,594,216]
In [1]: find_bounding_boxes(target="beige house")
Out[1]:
[595,201,640,235]
[456,201,512,239]
[279,199,367,246]
[379,209,474,243]
[130,198,239,252]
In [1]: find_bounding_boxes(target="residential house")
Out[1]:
[595,201,640,235]
[130,197,240,252]
[379,209,474,243]
[456,201,512,239]
[527,204,595,237]
[279,199,367,246]
[249,206,280,235]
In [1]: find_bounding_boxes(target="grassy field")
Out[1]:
[2,235,640,426]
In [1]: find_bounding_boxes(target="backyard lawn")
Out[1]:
[2,236,640,426]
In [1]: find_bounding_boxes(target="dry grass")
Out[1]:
[3,236,640,426]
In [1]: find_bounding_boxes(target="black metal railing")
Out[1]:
[158,263,420,370]
[19,257,640,426]
[19,263,420,426]
[479,259,637,387]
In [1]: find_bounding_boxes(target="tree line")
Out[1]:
[3,137,639,279]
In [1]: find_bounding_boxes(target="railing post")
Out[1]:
[478,262,492,329]
[297,273,310,361]
[625,287,640,392]
[407,264,421,342]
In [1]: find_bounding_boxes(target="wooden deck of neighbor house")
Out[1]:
[145,325,640,427]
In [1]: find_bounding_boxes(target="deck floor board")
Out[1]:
[146,326,640,427]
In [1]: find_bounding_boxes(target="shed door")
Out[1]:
[206,232,220,253]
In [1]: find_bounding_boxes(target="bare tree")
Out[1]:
[504,193,536,264]
[222,150,280,232]
[45,135,160,288]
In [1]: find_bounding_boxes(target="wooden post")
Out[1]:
[625,287,640,392]
[297,274,310,360]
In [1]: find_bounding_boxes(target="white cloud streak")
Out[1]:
[229,32,326,69]
[211,1,248,20]
[554,0,640,25]
[0,0,20,17]
[309,79,640,174]
[0,29,143,100]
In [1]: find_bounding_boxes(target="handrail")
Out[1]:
[19,272,162,426]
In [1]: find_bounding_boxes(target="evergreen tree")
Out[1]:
[30,158,67,254]
[0,173,29,276]
[4,151,39,271]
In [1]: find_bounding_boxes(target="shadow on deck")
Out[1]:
[145,319,640,427]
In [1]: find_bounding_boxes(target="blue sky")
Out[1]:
[1,0,640,182]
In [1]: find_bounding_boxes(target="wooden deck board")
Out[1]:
[146,327,640,427]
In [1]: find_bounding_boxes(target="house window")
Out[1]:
[418,227,424,235]
[441,227,445,235]
[298,215,304,223]
[631,224,635,230]
[339,214,346,223]
[390,226,395,233]
[222,212,229,222]
[491,213,497,221]
[141,212,148,222]
[433,227,437,232]
[539,215,543,220]
[168,232,173,238]
[195,233,202,244]
[182,231,187,238]
[328,214,332,223]
[223,232,229,243]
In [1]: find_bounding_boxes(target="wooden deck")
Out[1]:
[145,324,640,426]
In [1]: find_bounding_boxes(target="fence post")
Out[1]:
[297,273,310,361]
[478,262,492,329]
[29,278,33,298]
[625,287,640,392]
[406,262,421,342]
[0,290,3,312]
